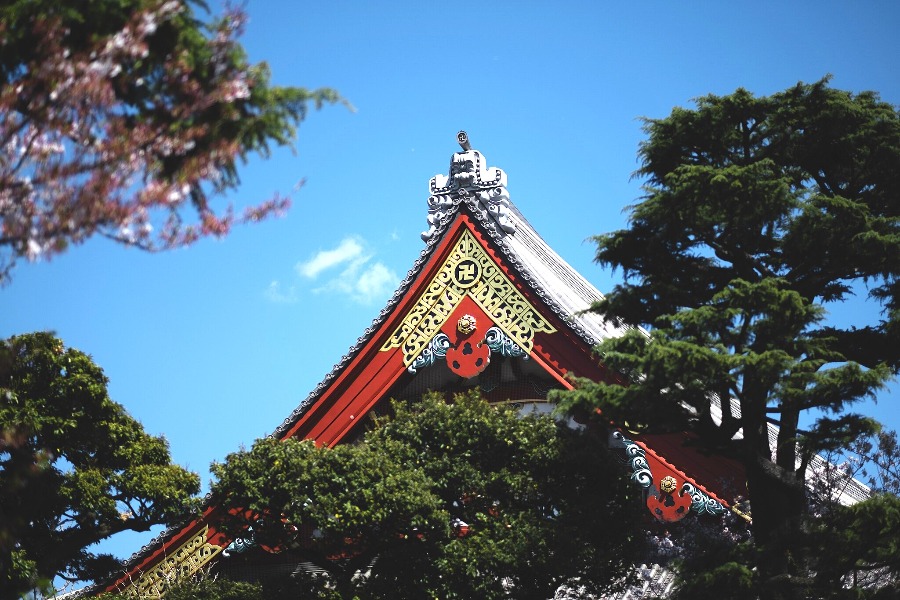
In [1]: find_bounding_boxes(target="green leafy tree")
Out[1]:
[211,433,447,600]
[0,332,201,599]
[211,391,645,600]
[372,393,646,600]
[0,0,341,284]
[811,493,900,596]
[555,79,900,598]
[795,428,900,597]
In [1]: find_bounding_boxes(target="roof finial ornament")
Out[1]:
[457,130,472,151]
[422,134,516,241]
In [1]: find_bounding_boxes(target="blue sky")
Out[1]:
[2,0,899,569]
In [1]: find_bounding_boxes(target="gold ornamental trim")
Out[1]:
[116,525,223,597]
[382,229,555,365]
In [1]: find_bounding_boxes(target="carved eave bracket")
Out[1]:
[608,431,730,523]
[422,131,516,241]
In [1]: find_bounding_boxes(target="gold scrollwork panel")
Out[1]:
[382,229,555,365]
[115,525,223,598]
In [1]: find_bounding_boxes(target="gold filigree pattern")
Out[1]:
[117,525,223,597]
[382,229,555,365]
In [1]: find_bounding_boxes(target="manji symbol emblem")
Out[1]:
[453,259,480,287]
[381,229,556,366]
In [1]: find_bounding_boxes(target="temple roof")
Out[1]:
[99,133,741,596]
[273,131,630,438]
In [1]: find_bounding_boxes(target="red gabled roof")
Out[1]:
[275,211,615,447]
[100,139,747,595]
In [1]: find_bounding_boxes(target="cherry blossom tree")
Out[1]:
[0,0,340,284]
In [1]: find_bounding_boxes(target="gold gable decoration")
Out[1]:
[115,525,223,598]
[382,229,555,365]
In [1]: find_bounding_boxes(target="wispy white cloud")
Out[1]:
[293,236,399,305]
[264,280,297,304]
[352,261,397,304]
[296,237,364,279]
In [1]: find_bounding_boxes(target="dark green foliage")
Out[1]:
[673,561,758,600]
[554,79,900,597]
[812,493,900,596]
[212,432,447,600]
[0,333,200,599]
[370,392,645,600]
[211,391,646,600]
[666,493,900,600]
[160,578,265,600]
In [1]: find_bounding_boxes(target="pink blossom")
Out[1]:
[0,1,302,283]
